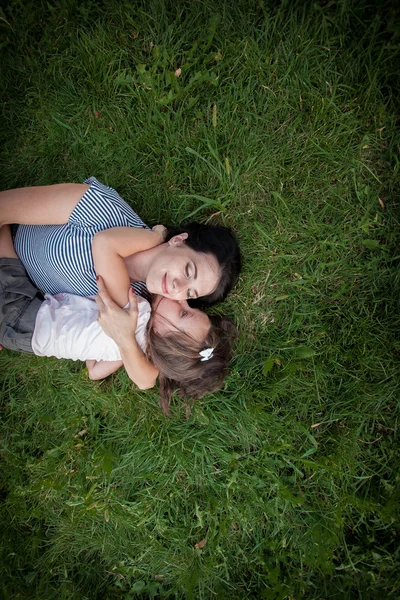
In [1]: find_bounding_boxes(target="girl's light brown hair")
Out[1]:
[146,315,236,415]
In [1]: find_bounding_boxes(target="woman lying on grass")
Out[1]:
[0,224,236,413]
[0,177,241,307]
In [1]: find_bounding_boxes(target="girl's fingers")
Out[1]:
[152,224,167,241]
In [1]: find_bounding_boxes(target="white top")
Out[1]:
[31,293,151,362]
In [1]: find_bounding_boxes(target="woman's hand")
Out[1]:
[95,275,159,390]
[95,275,138,350]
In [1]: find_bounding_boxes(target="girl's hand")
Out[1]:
[95,275,138,350]
[151,224,168,242]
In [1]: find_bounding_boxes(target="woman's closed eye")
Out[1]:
[185,263,198,299]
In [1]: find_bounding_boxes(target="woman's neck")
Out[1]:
[124,243,166,282]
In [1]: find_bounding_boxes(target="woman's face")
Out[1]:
[152,296,211,340]
[145,234,220,301]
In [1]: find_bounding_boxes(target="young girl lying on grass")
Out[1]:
[0,224,235,413]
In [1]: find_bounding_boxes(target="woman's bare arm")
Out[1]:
[0,183,89,226]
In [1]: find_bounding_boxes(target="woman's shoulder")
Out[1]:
[83,176,122,198]
[67,176,149,231]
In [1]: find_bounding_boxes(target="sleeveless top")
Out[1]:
[31,293,151,362]
[14,177,150,299]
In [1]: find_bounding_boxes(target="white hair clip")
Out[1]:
[199,347,214,361]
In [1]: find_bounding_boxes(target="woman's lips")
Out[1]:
[162,273,168,295]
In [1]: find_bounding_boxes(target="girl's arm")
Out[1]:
[92,226,165,307]
[92,227,163,387]
[0,184,89,226]
[86,359,123,380]
[95,276,159,390]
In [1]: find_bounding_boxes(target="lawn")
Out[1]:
[0,0,399,598]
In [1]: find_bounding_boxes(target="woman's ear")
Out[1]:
[168,232,189,246]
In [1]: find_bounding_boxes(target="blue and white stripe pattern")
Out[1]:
[14,177,150,300]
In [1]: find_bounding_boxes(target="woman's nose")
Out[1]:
[172,277,185,295]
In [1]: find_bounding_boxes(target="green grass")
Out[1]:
[0,0,399,598]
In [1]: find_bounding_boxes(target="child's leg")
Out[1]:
[0,224,15,350]
[0,235,42,353]
[0,225,18,259]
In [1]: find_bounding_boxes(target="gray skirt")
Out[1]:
[0,257,43,353]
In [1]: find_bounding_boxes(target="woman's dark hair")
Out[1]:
[147,315,237,415]
[165,222,241,307]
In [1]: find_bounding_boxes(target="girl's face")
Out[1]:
[145,234,220,301]
[152,296,211,340]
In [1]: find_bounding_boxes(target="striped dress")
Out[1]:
[14,177,150,299]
